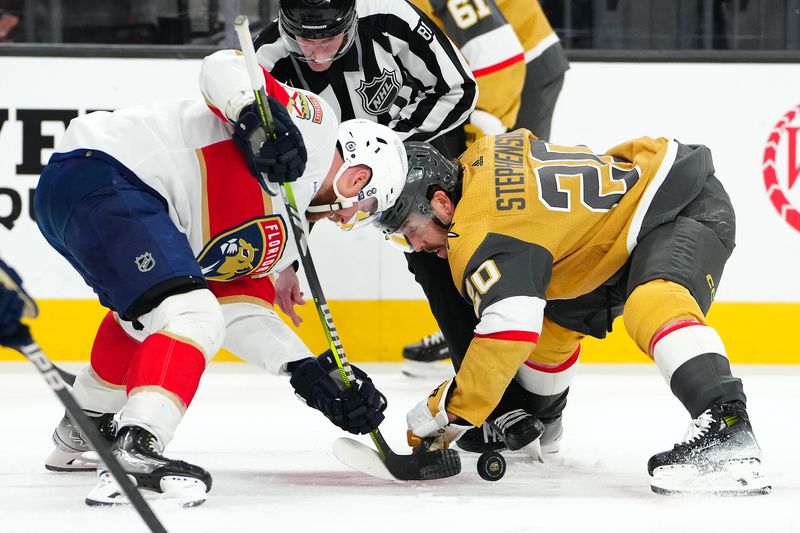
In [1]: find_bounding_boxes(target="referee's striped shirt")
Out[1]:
[254,0,477,143]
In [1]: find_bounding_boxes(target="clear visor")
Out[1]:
[379,210,435,251]
[383,233,413,253]
[335,196,379,231]
[279,23,357,64]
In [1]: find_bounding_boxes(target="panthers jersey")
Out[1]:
[444,129,713,425]
[53,80,338,298]
[411,0,568,130]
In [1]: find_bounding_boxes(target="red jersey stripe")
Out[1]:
[472,53,524,78]
[261,66,290,106]
[200,140,268,237]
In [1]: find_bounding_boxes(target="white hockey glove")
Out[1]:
[464,110,508,146]
[406,379,471,451]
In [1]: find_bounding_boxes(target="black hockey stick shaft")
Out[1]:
[9,326,167,533]
[54,363,76,386]
[233,17,459,480]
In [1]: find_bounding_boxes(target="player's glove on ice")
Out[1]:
[233,96,308,186]
[289,350,387,434]
[407,379,471,451]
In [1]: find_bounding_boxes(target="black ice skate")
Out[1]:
[648,402,770,495]
[401,331,451,378]
[86,426,212,507]
[491,409,545,460]
[45,411,115,472]
[457,409,545,460]
[454,423,505,453]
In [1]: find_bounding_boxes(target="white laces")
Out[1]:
[682,410,715,444]
[482,422,503,442]
[422,331,445,346]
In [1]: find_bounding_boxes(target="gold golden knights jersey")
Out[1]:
[411,0,568,131]
[444,129,714,426]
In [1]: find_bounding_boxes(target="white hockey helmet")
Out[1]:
[308,119,408,231]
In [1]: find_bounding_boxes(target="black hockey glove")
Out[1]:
[0,258,36,345]
[0,286,23,340]
[232,96,308,186]
[288,350,387,435]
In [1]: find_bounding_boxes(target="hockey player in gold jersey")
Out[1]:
[376,129,770,495]
[401,0,570,380]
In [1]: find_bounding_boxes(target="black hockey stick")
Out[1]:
[7,325,168,533]
[54,364,76,386]
[233,16,460,481]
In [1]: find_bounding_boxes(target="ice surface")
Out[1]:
[0,362,797,533]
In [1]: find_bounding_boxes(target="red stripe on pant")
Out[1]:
[90,311,141,386]
[126,333,207,408]
[524,344,581,373]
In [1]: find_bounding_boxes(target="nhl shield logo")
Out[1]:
[135,252,155,272]
[356,69,400,116]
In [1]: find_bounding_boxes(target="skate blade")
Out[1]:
[516,439,544,463]
[401,359,453,379]
[333,437,400,482]
[85,472,208,508]
[44,448,100,472]
[541,441,560,455]
[651,457,771,496]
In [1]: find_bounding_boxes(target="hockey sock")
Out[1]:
[126,332,207,408]
[515,344,579,401]
[651,320,746,417]
[90,311,141,386]
[119,333,206,446]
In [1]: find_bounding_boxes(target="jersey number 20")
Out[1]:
[531,143,641,213]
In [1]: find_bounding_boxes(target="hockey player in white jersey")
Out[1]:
[35,71,407,506]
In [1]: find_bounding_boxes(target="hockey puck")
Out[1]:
[477,451,506,481]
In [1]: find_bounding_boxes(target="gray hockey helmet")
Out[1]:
[375,141,460,236]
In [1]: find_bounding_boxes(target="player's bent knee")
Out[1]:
[137,288,225,361]
[516,346,579,397]
[623,280,705,355]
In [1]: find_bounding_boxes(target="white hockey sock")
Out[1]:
[118,389,184,448]
[73,367,127,415]
[515,346,580,396]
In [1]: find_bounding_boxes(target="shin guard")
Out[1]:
[90,311,141,386]
[126,333,207,408]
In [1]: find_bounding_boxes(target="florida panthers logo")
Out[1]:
[288,91,323,124]
[197,216,287,281]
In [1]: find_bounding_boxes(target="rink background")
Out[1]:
[0,362,798,533]
[2,59,800,364]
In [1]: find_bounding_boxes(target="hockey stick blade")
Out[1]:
[335,432,461,481]
[333,438,398,481]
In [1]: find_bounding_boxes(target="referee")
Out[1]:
[252,0,477,157]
